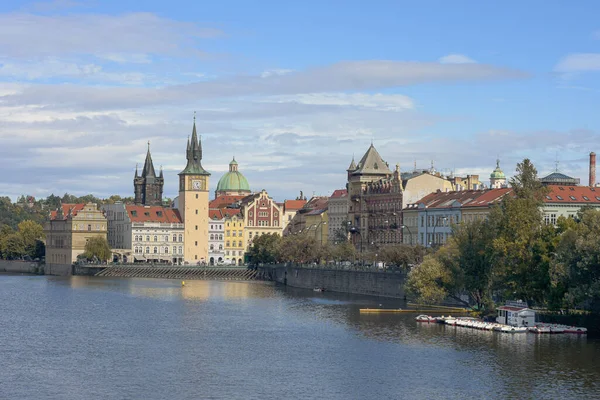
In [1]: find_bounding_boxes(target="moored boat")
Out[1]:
[415,314,436,323]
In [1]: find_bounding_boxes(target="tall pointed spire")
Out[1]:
[135,163,139,178]
[179,112,210,176]
[142,141,156,177]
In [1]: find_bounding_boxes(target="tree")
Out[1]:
[248,233,281,265]
[380,244,427,269]
[551,208,600,313]
[405,254,453,305]
[81,237,111,262]
[1,233,26,259]
[17,220,45,258]
[331,241,356,262]
[488,158,550,305]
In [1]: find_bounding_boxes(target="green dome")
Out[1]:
[216,158,250,193]
[490,159,505,179]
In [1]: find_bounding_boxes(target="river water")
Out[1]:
[0,275,599,400]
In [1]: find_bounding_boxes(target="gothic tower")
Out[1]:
[178,114,210,264]
[134,142,164,206]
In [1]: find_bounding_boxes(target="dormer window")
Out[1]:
[583,196,590,201]
[157,211,163,217]
[144,212,150,216]
[569,196,576,200]
[131,211,137,217]
[556,195,563,200]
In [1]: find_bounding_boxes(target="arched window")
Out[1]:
[146,235,150,241]
[165,247,169,254]
[173,246,176,254]
[154,247,158,254]
[238,241,242,247]
[219,234,223,240]
[172,234,176,242]
[178,246,183,254]
[226,241,230,247]
[210,244,214,250]
[210,234,214,240]
[178,234,183,242]
[154,236,158,242]
[145,247,150,254]
[165,235,169,242]
[219,244,223,250]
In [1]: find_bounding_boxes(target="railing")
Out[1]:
[260,263,408,273]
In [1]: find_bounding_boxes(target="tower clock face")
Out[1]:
[192,180,202,190]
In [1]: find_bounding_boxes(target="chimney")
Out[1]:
[590,152,596,187]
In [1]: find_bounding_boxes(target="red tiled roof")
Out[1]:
[544,185,600,203]
[330,189,348,199]
[222,208,241,218]
[209,195,246,209]
[410,188,512,209]
[209,209,223,220]
[284,199,307,211]
[126,205,182,223]
[50,203,85,220]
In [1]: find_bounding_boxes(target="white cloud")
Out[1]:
[271,93,415,111]
[438,54,477,64]
[26,0,86,12]
[555,53,600,72]
[0,60,527,111]
[0,12,222,59]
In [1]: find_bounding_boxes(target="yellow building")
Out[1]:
[178,117,210,264]
[224,211,245,265]
[45,202,108,264]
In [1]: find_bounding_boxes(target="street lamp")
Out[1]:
[349,226,363,265]
[400,224,413,245]
[315,221,327,245]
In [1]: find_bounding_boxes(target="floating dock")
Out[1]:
[360,308,471,314]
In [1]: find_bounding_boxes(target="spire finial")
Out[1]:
[147,140,150,151]
[193,111,196,123]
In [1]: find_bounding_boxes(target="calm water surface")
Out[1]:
[1,275,599,400]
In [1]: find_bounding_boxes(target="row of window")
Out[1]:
[134,234,183,242]
[248,220,278,226]
[210,224,223,230]
[210,234,224,240]
[134,246,183,255]
[226,241,243,247]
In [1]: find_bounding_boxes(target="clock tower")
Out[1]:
[178,115,210,264]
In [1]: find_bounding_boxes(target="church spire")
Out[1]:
[142,140,157,178]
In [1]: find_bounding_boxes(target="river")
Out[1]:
[0,275,599,400]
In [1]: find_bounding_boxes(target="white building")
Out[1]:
[103,203,185,264]
[208,209,225,265]
[328,189,348,243]
[542,185,600,222]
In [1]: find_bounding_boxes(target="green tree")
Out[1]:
[551,208,600,313]
[331,241,356,262]
[1,233,26,259]
[17,220,45,258]
[405,254,453,305]
[488,158,550,305]
[380,244,427,269]
[248,233,281,265]
[81,237,111,262]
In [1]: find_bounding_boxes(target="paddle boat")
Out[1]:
[415,314,436,323]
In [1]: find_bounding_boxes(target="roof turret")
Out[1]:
[142,141,156,178]
[490,159,506,179]
[179,113,210,176]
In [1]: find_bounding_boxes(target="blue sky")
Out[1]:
[1,0,600,201]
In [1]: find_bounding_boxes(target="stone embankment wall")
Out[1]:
[260,265,408,298]
[96,265,261,281]
[0,260,72,276]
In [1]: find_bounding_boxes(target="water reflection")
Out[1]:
[8,275,598,399]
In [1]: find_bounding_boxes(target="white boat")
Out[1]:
[494,325,528,333]
[444,317,457,326]
[528,325,551,334]
[415,314,436,323]
[564,326,587,334]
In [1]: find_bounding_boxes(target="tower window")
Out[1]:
[196,194,198,199]
[195,225,198,230]
[195,241,198,246]
[195,210,198,215]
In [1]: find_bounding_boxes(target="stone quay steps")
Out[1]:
[95,266,260,281]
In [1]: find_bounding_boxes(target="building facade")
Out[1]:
[282,194,308,233]
[215,157,251,198]
[103,203,184,264]
[327,189,348,243]
[242,190,283,255]
[177,118,211,264]
[401,171,454,208]
[410,188,511,247]
[346,144,403,251]
[45,203,108,264]
[208,209,225,265]
[224,211,245,265]
[542,185,600,223]
[134,143,164,206]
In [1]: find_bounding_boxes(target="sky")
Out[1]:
[2,0,600,202]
